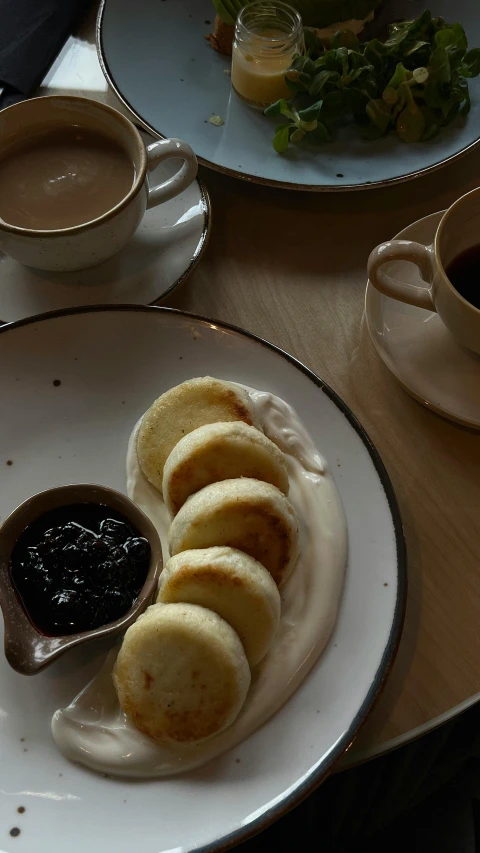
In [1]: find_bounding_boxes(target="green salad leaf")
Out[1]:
[212,0,244,27]
[264,10,480,152]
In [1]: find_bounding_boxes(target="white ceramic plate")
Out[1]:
[0,307,405,853]
[97,0,480,191]
[0,161,210,323]
[365,210,480,429]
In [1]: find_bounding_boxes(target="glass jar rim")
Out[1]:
[236,1,303,43]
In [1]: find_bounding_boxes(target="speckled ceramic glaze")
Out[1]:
[0,96,198,271]
[0,307,405,853]
[98,0,480,191]
[368,188,480,356]
[366,211,480,429]
[0,162,210,322]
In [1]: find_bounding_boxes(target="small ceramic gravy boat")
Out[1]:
[0,484,162,675]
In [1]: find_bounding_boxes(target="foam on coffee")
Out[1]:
[0,127,135,230]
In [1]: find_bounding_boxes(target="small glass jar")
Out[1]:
[231,1,304,108]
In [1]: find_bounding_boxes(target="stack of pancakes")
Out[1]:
[114,378,300,745]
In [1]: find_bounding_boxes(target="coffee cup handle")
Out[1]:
[145,138,198,207]
[367,240,436,311]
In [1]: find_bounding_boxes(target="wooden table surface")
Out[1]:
[41,11,480,765]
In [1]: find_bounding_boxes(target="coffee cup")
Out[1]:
[0,95,198,272]
[368,187,480,356]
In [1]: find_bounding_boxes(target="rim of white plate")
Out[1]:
[0,304,407,851]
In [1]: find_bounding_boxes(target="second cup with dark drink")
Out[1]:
[368,187,480,355]
[445,246,480,311]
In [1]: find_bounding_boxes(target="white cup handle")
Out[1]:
[145,138,198,208]
[367,240,436,311]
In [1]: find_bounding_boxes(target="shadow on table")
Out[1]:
[190,143,480,290]
[234,700,480,853]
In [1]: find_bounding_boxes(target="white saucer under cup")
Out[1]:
[0,159,210,323]
[365,210,480,430]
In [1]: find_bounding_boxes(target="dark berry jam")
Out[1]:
[10,503,151,636]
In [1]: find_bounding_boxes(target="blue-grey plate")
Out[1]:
[98,0,480,191]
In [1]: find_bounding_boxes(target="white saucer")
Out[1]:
[365,210,480,430]
[0,161,210,323]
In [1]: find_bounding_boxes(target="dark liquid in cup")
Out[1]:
[446,246,480,310]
